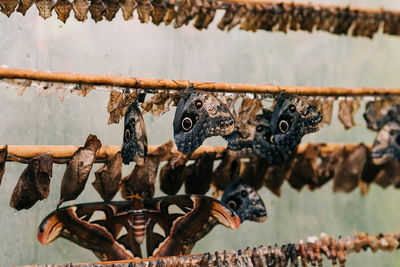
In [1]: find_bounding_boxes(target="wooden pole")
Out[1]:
[4,143,370,163]
[2,68,400,96]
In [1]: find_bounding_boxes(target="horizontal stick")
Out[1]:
[2,68,400,96]
[4,143,370,164]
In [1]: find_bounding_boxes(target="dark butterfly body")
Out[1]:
[254,93,322,163]
[372,122,400,165]
[221,180,267,223]
[173,92,235,154]
[121,102,148,165]
[37,195,240,261]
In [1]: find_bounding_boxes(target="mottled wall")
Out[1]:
[1,0,400,266]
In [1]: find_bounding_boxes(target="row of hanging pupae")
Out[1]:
[1,0,400,38]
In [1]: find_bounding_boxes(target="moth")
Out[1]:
[37,195,241,261]
[372,122,400,165]
[363,100,400,131]
[121,101,148,165]
[173,91,235,154]
[54,0,73,23]
[221,180,267,223]
[10,153,53,210]
[92,151,122,202]
[57,134,102,208]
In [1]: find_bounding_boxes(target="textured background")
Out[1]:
[1,0,400,266]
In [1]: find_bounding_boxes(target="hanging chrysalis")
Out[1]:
[121,101,148,165]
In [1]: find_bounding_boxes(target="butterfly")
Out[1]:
[221,180,267,223]
[37,195,241,261]
[173,91,236,154]
[121,101,148,165]
[371,121,400,165]
[253,93,322,163]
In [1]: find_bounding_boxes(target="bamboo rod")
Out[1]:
[3,143,370,163]
[2,67,400,96]
[19,230,400,267]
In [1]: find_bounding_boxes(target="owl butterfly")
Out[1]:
[173,91,235,154]
[371,122,400,165]
[37,195,240,261]
[121,101,148,165]
[363,100,400,131]
[253,93,322,163]
[221,180,267,223]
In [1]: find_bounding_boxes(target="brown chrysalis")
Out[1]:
[184,152,215,195]
[57,134,102,208]
[92,151,122,202]
[54,0,73,23]
[72,0,90,21]
[10,153,53,210]
[159,153,188,195]
[0,145,7,186]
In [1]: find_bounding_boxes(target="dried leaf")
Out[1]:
[103,0,120,21]
[92,152,122,202]
[0,145,7,186]
[162,0,175,25]
[10,153,53,210]
[159,153,188,195]
[136,0,153,23]
[17,0,35,15]
[0,0,19,16]
[338,100,360,130]
[54,0,72,23]
[89,0,106,22]
[287,144,319,191]
[184,153,215,194]
[120,0,137,20]
[35,0,55,19]
[211,150,240,195]
[121,140,173,199]
[72,0,90,21]
[57,134,102,208]
[107,90,137,124]
[333,144,368,193]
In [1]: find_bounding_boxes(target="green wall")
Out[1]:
[1,0,400,265]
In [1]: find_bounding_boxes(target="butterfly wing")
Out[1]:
[372,121,400,165]
[121,102,148,165]
[173,92,235,154]
[37,201,141,261]
[269,93,322,160]
[144,195,241,257]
